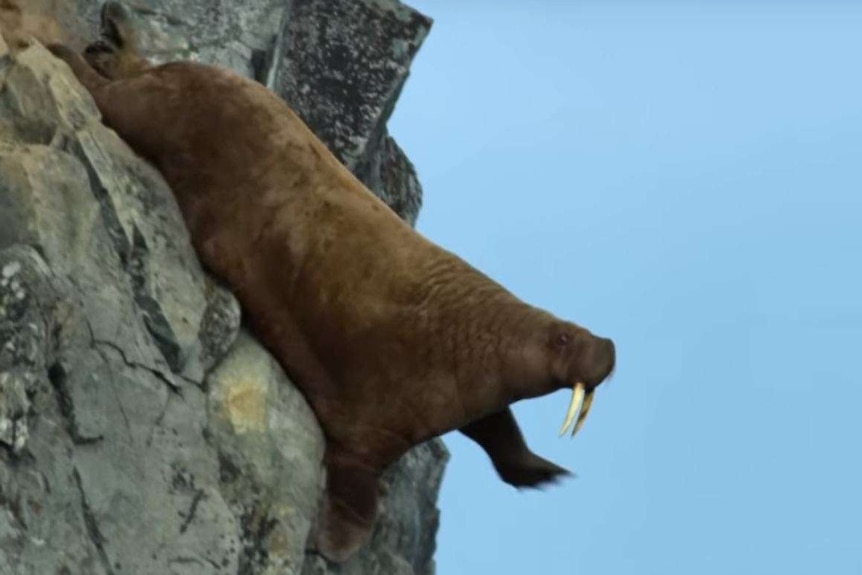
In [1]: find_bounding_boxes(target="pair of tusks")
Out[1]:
[558,382,594,437]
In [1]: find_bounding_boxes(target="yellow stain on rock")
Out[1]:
[224,378,268,434]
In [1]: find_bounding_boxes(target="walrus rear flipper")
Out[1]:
[460,408,573,488]
[310,451,380,563]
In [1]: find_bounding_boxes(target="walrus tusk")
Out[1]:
[558,382,586,437]
[572,389,594,437]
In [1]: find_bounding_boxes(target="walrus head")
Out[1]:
[548,324,616,437]
[82,0,149,80]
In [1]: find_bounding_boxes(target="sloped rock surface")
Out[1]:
[0,43,247,574]
[0,0,447,573]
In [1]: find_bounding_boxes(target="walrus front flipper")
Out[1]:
[460,408,573,489]
[310,452,380,563]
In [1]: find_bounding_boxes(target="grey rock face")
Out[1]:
[275,0,430,225]
[69,0,288,79]
[353,130,425,228]
[0,0,447,573]
[207,331,325,575]
[0,42,246,574]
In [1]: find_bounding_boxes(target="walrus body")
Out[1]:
[48,2,616,561]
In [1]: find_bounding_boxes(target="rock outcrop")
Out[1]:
[0,1,446,574]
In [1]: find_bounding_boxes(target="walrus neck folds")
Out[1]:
[423,268,561,409]
[489,302,562,403]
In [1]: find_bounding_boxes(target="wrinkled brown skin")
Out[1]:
[47,2,616,562]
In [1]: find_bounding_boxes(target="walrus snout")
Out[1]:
[99,1,131,44]
[585,336,615,389]
[83,1,150,81]
[85,1,128,50]
[557,334,615,438]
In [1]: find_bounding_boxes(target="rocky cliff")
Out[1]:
[0,1,447,574]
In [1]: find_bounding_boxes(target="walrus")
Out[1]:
[47,1,616,562]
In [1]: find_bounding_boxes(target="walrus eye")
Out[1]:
[554,332,571,349]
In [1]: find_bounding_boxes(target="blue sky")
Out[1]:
[389,2,862,574]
